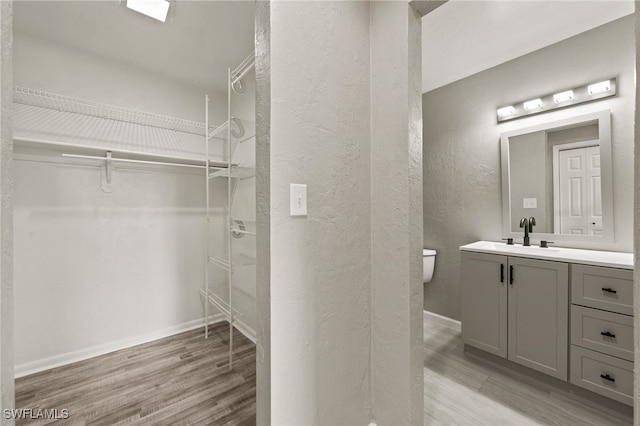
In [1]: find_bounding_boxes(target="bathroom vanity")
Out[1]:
[460,241,634,405]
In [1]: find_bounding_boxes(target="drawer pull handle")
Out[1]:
[600,374,615,383]
[500,264,504,283]
[600,331,616,338]
[510,265,514,285]
[601,287,617,294]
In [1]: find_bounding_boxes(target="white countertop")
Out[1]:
[460,240,634,270]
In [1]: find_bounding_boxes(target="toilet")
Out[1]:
[423,249,437,283]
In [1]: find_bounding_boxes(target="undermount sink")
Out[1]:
[493,243,560,254]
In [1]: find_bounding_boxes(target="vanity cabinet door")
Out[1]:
[508,257,569,380]
[461,252,508,358]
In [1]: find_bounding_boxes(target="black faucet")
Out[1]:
[519,217,536,246]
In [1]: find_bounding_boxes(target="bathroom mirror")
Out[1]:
[501,110,613,243]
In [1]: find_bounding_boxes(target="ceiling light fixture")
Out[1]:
[126,0,170,22]
[496,78,617,123]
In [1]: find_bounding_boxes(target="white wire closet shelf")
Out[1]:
[208,253,256,271]
[208,166,255,179]
[198,288,244,320]
[13,87,228,163]
[202,52,257,370]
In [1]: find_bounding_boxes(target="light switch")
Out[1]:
[290,184,307,216]
[523,198,537,209]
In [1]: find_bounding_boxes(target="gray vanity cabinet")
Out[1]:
[569,264,634,405]
[461,252,508,358]
[507,257,568,380]
[461,252,569,380]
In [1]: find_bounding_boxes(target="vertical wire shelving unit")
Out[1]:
[201,53,256,370]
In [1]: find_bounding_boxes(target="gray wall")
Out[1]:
[509,131,547,232]
[258,1,425,423]
[0,1,13,421]
[423,16,635,320]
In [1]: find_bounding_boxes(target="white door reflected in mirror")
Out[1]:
[556,145,602,235]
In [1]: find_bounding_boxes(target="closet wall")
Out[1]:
[13,32,245,376]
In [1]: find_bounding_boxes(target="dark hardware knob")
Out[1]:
[502,238,513,245]
[600,374,615,383]
[540,240,554,248]
[601,331,616,338]
[602,287,617,294]
[510,265,514,285]
[500,264,504,283]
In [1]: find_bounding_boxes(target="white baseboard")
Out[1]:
[15,315,225,378]
[423,310,461,332]
[233,317,257,344]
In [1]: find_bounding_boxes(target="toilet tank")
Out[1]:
[423,249,437,283]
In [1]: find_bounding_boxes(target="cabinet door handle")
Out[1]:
[509,265,514,285]
[601,331,616,338]
[601,287,617,294]
[500,264,504,283]
[600,374,615,383]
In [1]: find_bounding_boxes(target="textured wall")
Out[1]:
[268,2,372,424]
[423,16,635,320]
[0,0,14,421]
[508,131,547,232]
[254,1,271,423]
[370,2,423,424]
[261,1,426,424]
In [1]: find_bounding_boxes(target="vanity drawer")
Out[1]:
[571,264,633,315]
[570,345,633,406]
[571,305,633,361]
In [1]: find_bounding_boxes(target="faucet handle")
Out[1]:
[501,238,514,245]
[540,240,554,248]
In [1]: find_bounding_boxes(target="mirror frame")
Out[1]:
[500,110,613,244]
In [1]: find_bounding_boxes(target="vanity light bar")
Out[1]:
[497,106,515,118]
[497,77,616,123]
[553,90,574,103]
[523,98,542,111]
[588,80,611,95]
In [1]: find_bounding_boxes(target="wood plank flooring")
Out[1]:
[15,323,255,425]
[16,313,635,425]
[423,314,633,426]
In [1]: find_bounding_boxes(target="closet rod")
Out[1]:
[62,153,226,170]
[14,137,231,168]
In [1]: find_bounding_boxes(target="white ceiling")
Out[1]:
[13,0,255,94]
[13,1,635,96]
[422,0,635,93]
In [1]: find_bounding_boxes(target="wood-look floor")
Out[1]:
[15,323,255,425]
[423,314,633,426]
[16,314,634,425]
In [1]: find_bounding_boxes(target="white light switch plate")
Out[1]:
[290,184,307,216]
[523,198,537,209]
